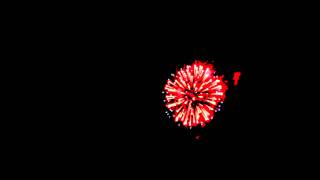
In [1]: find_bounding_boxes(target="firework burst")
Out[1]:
[164,60,228,128]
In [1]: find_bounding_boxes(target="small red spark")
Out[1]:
[233,72,241,86]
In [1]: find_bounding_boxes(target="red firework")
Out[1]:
[164,60,228,128]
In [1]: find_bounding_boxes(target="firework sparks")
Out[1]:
[164,60,228,128]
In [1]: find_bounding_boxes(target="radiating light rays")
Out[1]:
[164,60,228,128]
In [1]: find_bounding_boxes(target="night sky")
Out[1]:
[65,19,316,158]
[30,6,319,170]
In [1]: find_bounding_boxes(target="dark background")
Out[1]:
[50,9,319,161]
[76,38,294,150]
[9,3,319,175]
[70,30,309,150]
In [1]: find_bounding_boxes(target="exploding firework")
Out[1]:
[164,60,228,128]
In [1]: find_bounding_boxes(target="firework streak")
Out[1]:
[164,61,228,128]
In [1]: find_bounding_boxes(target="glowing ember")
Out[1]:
[164,60,228,128]
[233,72,241,86]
